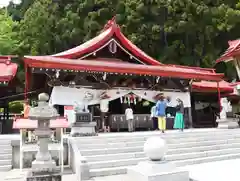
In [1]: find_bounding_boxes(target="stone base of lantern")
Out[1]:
[70,122,97,137]
[217,118,239,129]
[26,172,61,181]
[127,160,189,181]
[31,160,57,172]
[27,159,62,181]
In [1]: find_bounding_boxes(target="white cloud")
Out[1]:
[0,0,21,7]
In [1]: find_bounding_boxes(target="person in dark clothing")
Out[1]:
[173,98,184,131]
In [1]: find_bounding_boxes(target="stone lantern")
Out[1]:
[26,93,61,181]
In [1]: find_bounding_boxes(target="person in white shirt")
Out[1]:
[150,105,158,130]
[125,106,134,132]
[100,99,110,132]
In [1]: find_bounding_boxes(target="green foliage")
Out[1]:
[0,12,19,55]
[8,100,24,113]
[4,0,240,80]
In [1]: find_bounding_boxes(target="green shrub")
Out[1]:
[9,100,24,113]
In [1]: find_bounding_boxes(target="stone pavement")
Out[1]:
[2,158,240,181]
[182,158,240,181]
[89,158,240,181]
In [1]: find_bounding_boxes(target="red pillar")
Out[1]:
[24,63,29,100]
[217,81,221,111]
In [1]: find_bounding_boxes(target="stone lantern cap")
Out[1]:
[28,93,59,121]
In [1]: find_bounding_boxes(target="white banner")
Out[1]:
[50,86,191,107]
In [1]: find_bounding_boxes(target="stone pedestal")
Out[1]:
[26,172,61,181]
[128,161,189,181]
[70,122,97,136]
[70,112,97,137]
[127,136,189,181]
[217,118,239,129]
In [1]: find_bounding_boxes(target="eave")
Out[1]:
[192,80,234,93]
[216,39,240,63]
[0,56,18,82]
[24,56,224,81]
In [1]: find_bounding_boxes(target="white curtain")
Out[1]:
[50,86,191,107]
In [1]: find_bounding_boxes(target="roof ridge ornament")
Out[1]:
[102,16,117,31]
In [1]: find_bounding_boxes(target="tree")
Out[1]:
[0,11,19,55]
[9,0,240,80]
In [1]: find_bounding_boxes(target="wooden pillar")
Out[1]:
[188,79,193,128]
[217,81,221,112]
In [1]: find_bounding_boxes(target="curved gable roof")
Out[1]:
[216,39,240,63]
[52,17,162,65]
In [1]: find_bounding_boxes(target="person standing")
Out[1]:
[100,99,110,132]
[150,105,158,130]
[156,96,167,133]
[174,98,185,131]
[125,106,134,132]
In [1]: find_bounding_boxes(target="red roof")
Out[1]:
[52,17,162,65]
[0,56,18,82]
[216,39,240,63]
[192,80,233,93]
[13,117,68,129]
[23,18,225,82]
[24,56,224,81]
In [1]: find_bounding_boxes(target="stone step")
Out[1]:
[77,132,240,149]
[89,152,240,177]
[80,137,240,155]
[85,142,240,162]
[0,160,12,166]
[75,132,240,148]
[0,165,12,172]
[0,149,12,155]
[0,154,12,160]
[88,147,240,169]
[75,129,240,144]
[0,146,12,151]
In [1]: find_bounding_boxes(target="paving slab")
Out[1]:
[182,158,240,181]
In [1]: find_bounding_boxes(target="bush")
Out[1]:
[9,100,24,113]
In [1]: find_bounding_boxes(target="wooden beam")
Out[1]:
[171,79,188,92]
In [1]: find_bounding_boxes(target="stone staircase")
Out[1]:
[74,129,240,178]
[0,138,12,172]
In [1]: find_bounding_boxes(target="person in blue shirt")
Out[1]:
[155,95,167,133]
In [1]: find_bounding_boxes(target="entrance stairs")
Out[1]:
[74,129,240,177]
[0,137,12,172]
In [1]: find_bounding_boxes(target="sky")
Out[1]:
[0,0,20,7]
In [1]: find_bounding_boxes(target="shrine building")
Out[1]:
[22,18,229,130]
